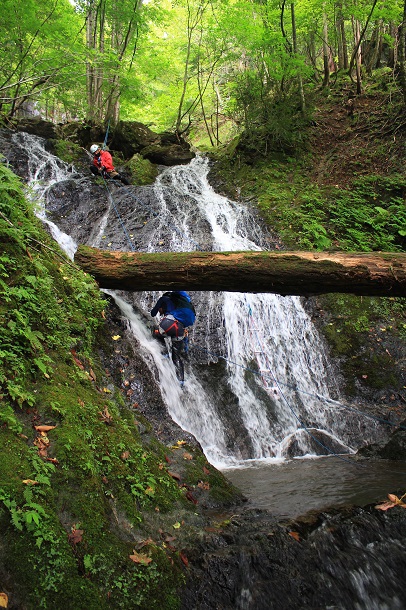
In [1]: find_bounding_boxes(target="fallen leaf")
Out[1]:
[129,551,152,565]
[71,349,84,369]
[172,522,181,529]
[185,491,198,505]
[46,457,59,465]
[134,538,155,550]
[168,471,181,481]
[68,528,84,544]
[99,406,113,424]
[183,452,193,460]
[22,479,38,485]
[121,450,130,460]
[180,553,189,567]
[289,531,300,541]
[112,335,121,341]
[203,466,210,475]
[0,592,8,608]
[88,368,96,382]
[388,493,399,503]
[375,501,395,511]
[34,436,50,449]
[34,425,56,432]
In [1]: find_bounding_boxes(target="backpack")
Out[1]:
[164,291,196,327]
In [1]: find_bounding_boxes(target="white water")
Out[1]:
[14,133,369,468]
[13,131,78,259]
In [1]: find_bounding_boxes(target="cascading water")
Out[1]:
[5,129,406,610]
[8,131,383,469]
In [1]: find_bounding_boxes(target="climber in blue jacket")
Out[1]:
[150,291,196,384]
[151,291,196,328]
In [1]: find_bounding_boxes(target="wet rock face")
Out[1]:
[180,505,406,610]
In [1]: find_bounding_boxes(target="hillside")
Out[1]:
[1,79,406,609]
[209,77,406,410]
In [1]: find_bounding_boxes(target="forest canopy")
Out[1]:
[1,0,406,147]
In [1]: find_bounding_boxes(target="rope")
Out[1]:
[188,341,406,432]
[118,183,204,251]
[102,178,136,252]
[103,120,110,150]
[96,161,404,464]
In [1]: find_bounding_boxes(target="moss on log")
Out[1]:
[74,246,406,297]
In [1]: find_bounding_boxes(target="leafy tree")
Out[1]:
[77,0,149,124]
[0,0,85,120]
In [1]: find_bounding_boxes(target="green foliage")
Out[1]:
[0,0,85,120]
[0,162,106,410]
[319,294,405,395]
[52,140,85,165]
[125,153,159,185]
[328,175,406,251]
[0,164,209,607]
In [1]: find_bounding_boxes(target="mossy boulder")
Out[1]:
[125,153,159,185]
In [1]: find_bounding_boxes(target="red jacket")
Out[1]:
[93,149,115,172]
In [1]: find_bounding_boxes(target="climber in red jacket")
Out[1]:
[89,144,129,184]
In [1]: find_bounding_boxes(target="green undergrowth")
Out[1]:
[208,85,406,398]
[212,154,406,252]
[211,147,406,394]
[0,161,232,609]
[318,294,406,396]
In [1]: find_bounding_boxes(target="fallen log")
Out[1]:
[74,246,406,297]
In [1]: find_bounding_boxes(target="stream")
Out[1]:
[3,129,404,518]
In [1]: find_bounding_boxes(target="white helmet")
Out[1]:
[90,144,100,154]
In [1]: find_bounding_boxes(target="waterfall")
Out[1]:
[10,132,377,468]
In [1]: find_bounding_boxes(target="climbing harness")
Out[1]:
[151,316,187,387]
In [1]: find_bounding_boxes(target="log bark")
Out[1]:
[74,247,406,297]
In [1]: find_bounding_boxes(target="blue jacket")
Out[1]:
[151,291,196,327]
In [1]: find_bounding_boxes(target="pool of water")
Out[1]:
[222,456,406,519]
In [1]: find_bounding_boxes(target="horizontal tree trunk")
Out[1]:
[74,247,406,297]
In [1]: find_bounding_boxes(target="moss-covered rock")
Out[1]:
[125,153,159,185]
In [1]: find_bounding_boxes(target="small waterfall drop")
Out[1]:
[9,132,378,468]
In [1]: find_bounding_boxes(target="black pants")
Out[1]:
[89,165,129,185]
[153,330,185,383]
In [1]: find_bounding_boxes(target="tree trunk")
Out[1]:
[74,247,406,297]
[291,3,306,110]
[335,3,346,70]
[352,16,363,94]
[322,8,330,87]
[399,0,406,104]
